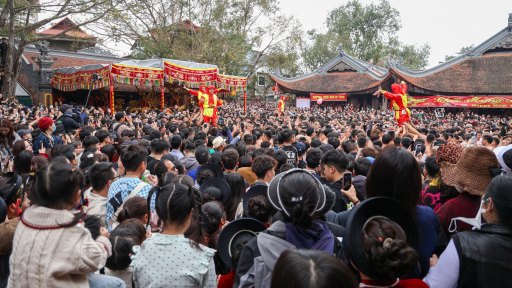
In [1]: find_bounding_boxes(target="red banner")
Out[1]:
[408,96,512,108]
[80,66,111,90]
[51,71,81,92]
[111,64,164,86]
[244,92,247,114]
[310,93,347,101]
[217,74,247,93]
[110,75,114,114]
[164,61,217,88]
[161,87,165,112]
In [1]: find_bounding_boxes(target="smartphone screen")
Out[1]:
[343,172,352,190]
[203,123,208,128]
[415,144,422,154]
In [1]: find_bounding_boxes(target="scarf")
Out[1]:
[285,221,334,254]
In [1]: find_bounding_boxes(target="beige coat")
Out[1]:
[8,205,112,288]
[83,188,108,227]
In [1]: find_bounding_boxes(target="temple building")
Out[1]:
[270,13,512,110]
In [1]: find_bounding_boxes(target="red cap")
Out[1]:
[37,117,55,130]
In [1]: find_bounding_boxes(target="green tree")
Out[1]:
[96,0,301,77]
[300,0,431,71]
[0,0,115,101]
[441,45,474,63]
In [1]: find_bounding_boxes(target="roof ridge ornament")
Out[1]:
[338,43,345,56]
[508,13,512,27]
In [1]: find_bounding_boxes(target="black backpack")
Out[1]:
[109,122,123,144]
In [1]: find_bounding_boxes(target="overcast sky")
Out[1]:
[103,0,512,69]
[278,0,512,68]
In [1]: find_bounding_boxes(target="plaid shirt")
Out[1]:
[106,177,154,229]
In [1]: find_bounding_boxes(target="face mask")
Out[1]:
[52,125,56,132]
[449,200,487,232]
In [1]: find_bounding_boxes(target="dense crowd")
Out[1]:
[1,99,512,288]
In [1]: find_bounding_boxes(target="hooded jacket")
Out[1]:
[61,109,80,133]
[178,155,199,172]
[234,221,342,288]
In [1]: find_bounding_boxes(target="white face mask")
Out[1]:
[449,200,487,232]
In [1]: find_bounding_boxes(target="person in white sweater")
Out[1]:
[7,163,125,288]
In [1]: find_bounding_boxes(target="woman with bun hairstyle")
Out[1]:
[233,169,333,288]
[345,197,428,288]
[202,200,226,237]
[132,183,216,288]
[246,194,271,226]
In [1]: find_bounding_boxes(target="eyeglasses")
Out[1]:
[110,175,121,181]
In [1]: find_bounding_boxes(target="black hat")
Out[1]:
[197,163,224,179]
[267,168,325,217]
[218,218,267,270]
[199,178,231,205]
[243,185,277,216]
[59,104,73,113]
[0,197,6,224]
[345,197,419,281]
[217,117,225,126]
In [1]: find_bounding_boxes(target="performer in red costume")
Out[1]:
[200,85,222,126]
[184,85,207,113]
[277,96,285,116]
[374,81,411,127]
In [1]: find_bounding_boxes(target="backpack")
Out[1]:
[109,122,123,144]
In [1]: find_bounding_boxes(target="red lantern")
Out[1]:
[271,86,276,91]
[317,98,323,105]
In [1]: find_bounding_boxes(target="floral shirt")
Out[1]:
[132,234,216,288]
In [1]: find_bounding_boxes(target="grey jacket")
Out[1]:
[179,155,199,172]
[236,221,295,288]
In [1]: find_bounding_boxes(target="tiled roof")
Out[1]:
[270,72,386,94]
[38,17,91,38]
[391,53,512,94]
[24,52,112,69]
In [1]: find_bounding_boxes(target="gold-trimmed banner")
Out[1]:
[408,96,512,108]
[111,64,164,86]
[310,93,347,101]
[164,61,217,88]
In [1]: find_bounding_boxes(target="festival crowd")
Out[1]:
[0,98,511,288]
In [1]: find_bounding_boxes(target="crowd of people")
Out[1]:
[0,98,512,288]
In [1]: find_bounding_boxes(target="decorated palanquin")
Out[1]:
[50,58,247,114]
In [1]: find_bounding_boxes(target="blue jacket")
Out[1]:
[32,132,56,156]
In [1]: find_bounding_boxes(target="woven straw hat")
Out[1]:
[441,146,499,196]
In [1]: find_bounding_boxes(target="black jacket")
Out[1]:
[453,223,512,288]
[327,178,349,213]
[61,116,80,133]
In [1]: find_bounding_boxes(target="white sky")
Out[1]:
[102,0,512,69]
[277,0,512,68]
